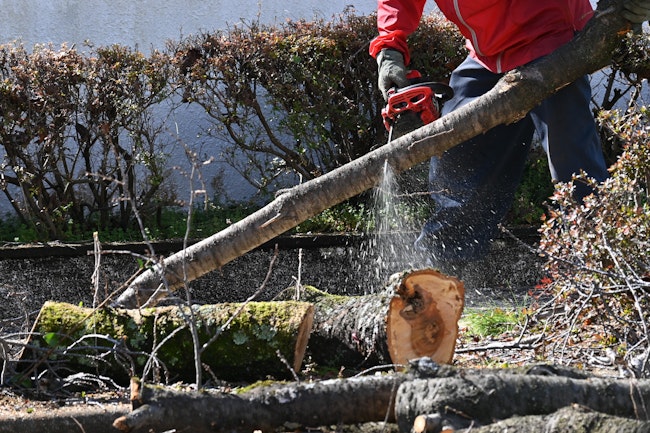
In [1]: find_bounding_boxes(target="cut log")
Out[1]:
[290,269,464,368]
[387,269,464,365]
[413,414,445,433]
[395,373,650,432]
[112,374,407,433]
[0,404,129,433]
[21,300,314,383]
[22,269,462,384]
[113,0,635,309]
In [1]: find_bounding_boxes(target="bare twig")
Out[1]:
[91,231,102,308]
[455,335,545,354]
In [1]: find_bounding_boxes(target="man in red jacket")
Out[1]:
[371,0,650,269]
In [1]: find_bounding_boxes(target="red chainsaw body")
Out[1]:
[381,73,453,133]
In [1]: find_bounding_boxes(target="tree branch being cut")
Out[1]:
[113,1,634,308]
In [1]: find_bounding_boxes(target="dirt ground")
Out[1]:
[0,332,621,433]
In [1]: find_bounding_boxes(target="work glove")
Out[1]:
[377,48,409,101]
[622,0,650,23]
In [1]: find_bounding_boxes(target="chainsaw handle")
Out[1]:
[405,81,454,102]
[387,80,454,102]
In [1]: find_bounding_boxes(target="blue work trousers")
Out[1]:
[415,56,609,262]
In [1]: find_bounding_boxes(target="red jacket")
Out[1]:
[370,0,594,73]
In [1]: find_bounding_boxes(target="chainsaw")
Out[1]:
[381,71,454,143]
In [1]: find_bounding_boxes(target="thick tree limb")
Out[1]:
[0,405,128,433]
[454,405,650,433]
[114,1,633,308]
[112,374,407,433]
[395,373,650,432]
[297,269,464,368]
[24,270,462,384]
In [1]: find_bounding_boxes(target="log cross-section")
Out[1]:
[387,269,465,365]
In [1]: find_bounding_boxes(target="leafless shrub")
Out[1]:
[535,106,650,376]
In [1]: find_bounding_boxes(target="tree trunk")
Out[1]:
[112,1,634,309]
[395,373,650,432]
[297,269,464,369]
[23,270,463,382]
[23,300,314,383]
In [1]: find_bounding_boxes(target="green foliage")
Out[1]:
[0,201,260,242]
[507,147,554,225]
[464,307,526,338]
[0,16,645,244]
[295,201,370,233]
[537,106,650,369]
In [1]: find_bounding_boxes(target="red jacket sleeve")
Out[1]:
[369,0,427,65]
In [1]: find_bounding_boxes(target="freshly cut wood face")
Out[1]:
[386,269,465,365]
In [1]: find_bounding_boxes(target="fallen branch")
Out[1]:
[112,374,407,433]
[395,373,650,431]
[111,362,647,433]
[0,404,129,433]
[453,405,650,433]
[455,334,545,353]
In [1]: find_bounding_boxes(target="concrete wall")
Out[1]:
[0,0,379,51]
[0,1,439,209]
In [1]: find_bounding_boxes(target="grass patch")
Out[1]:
[462,307,527,338]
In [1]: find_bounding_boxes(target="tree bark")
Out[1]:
[23,300,314,383]
[113,1,633,309]
[297,269,464,369]
[0,405,129,433]
[395,373,650,432]
[24,270,463,383]
[454,405,650,433]
[112,374,407,433]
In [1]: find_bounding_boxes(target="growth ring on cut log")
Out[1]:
[387,269,464,365]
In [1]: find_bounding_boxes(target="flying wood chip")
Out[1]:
[387,269,465,365]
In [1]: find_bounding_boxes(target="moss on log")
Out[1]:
[23,300,314,382]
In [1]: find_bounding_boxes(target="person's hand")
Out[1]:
[377,49,409,101]
[622,0,650,23]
